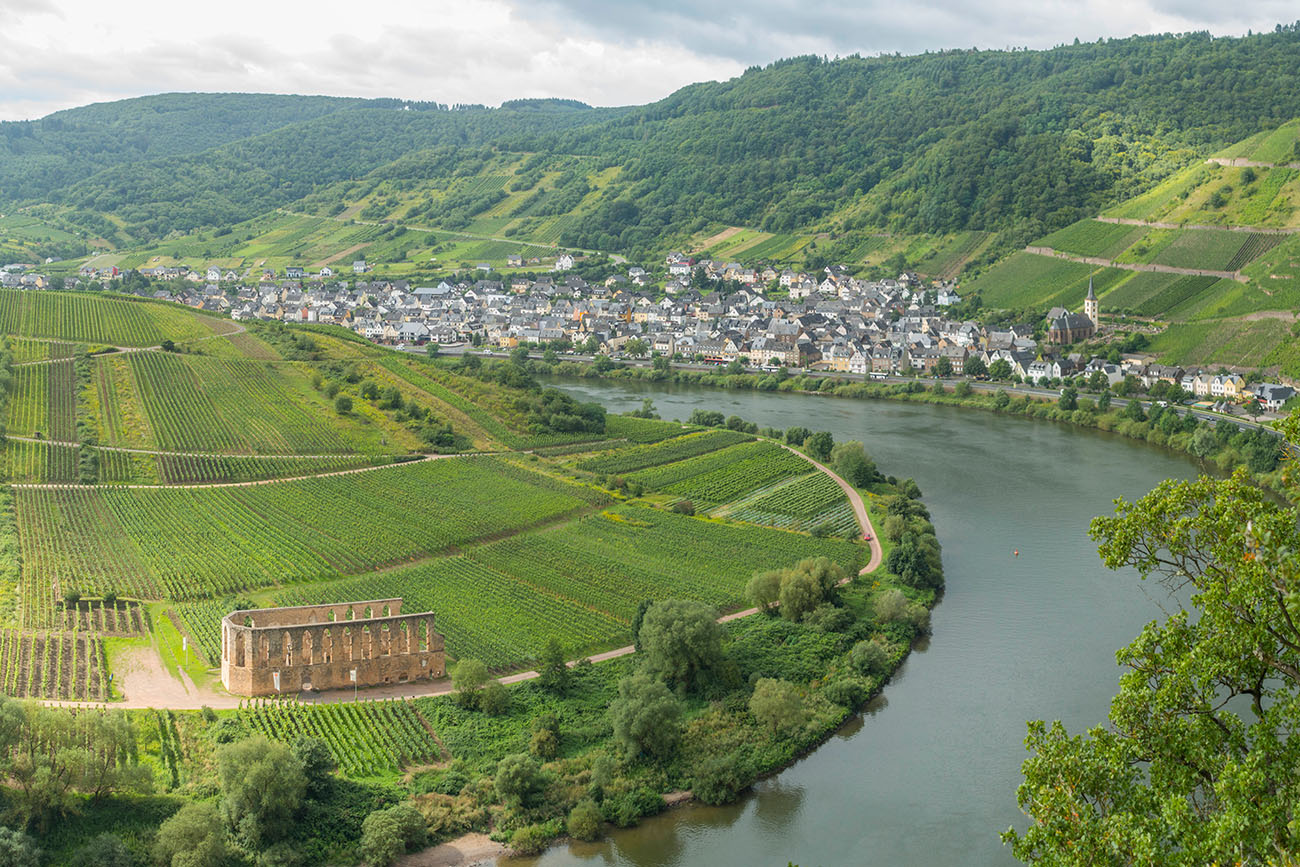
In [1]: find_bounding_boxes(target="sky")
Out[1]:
[0,0,1296,121]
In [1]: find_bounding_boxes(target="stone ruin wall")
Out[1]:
[220,598,445,696]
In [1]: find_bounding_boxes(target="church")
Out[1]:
[1046,278,1099,344]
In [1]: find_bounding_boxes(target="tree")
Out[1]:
[153,802,227,867]
[160,339,176,352]
[784,426,811,446]
[624,338,649,357]
[1058,386,1078,411]
[426,342,439,358]
[69,833,131,867]
[745,569,783,613]
[292,736,336,797]
[334,394,353,414]
[989,358,1012,380]
[610,672,683,760]
[480,681,511,715]
[217,736,306,849]
[1097,389,1111,411]
[779,557,848,621]
[993,389,1010,409]
[749,678,805,734]
[848,639,891,677]
[638,599,725,691]
[495,753,545,806]
[0,829,39,867]
[830,441,877,487]
[567,799,603,842]
[935,356,953,377]
[359,804,426,867]
[1004,470,1300,863]
[805,431,834,461]
[962,357,987,378]
[451,659,491,709]
[537,637,571,694]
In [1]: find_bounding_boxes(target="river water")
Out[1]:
[514,379,1201,867]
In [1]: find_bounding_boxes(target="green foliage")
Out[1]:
[691,751,753,806]
[1006,470,1300,863]
[537,637,571,695]
[805,431,834,461]
[638,599,724,691]
[293,736,337,796]
[153,802,227,867]
[566,799,604,841]
[452,659,491,709]
[358,804,426,867]
[217,735,306,849]
[748,677,805,734]
[609,672,683,760]
[830,440,876,487]
[848,639,891,677]
[67,833,131,867]
[480,681,511,716]
[494,752,545,806]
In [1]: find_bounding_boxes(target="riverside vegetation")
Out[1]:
[0,291,950,865]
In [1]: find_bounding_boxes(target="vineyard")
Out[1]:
[575,429,752,474]
[54,600,146,634]
[0,289,214,346]
[1149,229,1261,271]
[1,440,76,483]
[0,629,108,700]
[1037,220,1148,259]
[716,471,859,535]
[241,698,443,778]
[269,504,864,669]
[15,456,608,624]
[627,441,812,506]
[123,354,355,454]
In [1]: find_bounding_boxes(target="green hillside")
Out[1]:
[10,28,1300,270]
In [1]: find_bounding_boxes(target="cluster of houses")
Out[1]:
[17,256,1292,414]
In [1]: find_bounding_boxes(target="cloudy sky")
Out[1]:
[0,0,1295,121]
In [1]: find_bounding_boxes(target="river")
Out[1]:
[513,379,1201,867]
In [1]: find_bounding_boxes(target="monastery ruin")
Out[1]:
[221,598,444,696]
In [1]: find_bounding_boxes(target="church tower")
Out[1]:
[1083,277,1098,327]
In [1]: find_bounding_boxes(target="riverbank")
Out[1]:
[529,359,1291,499]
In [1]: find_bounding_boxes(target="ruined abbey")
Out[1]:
[221,599,445,697]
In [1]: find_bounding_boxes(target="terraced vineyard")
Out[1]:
[1,440,76,483]
[241,698,442,778]
[1038,220,1148,259]
[0,629,108,700]
[15,457,608,624]
[718,471,859,535]
[274,505,864,669]
[0,289,217,346]
[123,353,354,454]
[628,441,812,505]
[576,429,752,474]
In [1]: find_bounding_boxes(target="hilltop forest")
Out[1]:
[5,26,1300,264]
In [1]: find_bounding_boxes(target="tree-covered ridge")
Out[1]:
[0,93,361,202]
[10,27,1300,260]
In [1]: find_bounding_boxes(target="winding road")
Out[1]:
[41,448,882,710]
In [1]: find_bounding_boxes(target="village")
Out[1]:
[8,251,1294,415]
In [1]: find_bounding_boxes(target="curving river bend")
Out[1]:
[511,379,1201,867]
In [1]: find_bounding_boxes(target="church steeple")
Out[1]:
[1083,277,1098,327]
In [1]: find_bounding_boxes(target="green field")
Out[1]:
[718,471,858,535]
[14,456,608,622]
[0,289,220,346]
[970,252,1125,310]
[1038,220,1149,259]
[575,429,752,474]
[272,504,864,669]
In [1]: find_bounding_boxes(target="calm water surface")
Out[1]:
[510,380,1199,867]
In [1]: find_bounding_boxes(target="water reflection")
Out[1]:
[518,379,1203,866]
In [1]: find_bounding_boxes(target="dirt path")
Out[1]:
[397,833,505,867]
[1207,156,1300,170]
[43,449,884,711]
[11,452,482,490]
[313,242,369,270]
[1094,215,1300,235]
[1023,245,1247,282]
[694,226,742,251]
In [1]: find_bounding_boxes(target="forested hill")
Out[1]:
[10,26,1300,260]
[0,93,364,201]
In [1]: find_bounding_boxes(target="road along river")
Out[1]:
[511,378,1205,867]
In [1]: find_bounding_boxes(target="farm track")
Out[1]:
[1207,156,1300,170]
[5,433,415,462]
[1023,246,1248,282]
[1094,215,1300,235]
[42,449,881,710]
[10,451,479,490]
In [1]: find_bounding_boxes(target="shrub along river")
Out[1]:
[508,379,1202,866]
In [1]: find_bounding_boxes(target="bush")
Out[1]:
[480,681,510,716]
[530,727,559,759]
[671,499,695,515]
[601,788,665,827]
[610,672,683,760]
[510,824,552,856]
[451,659,490,709]
[692,752,752,805]
[822,677,870,708]
[567,799,604,841]
[749,677,805,734]
[496,753,545,806]
[334,394,353,414]
[359,804,427,866]
[849,639,891,677]
[153,802,226,867]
